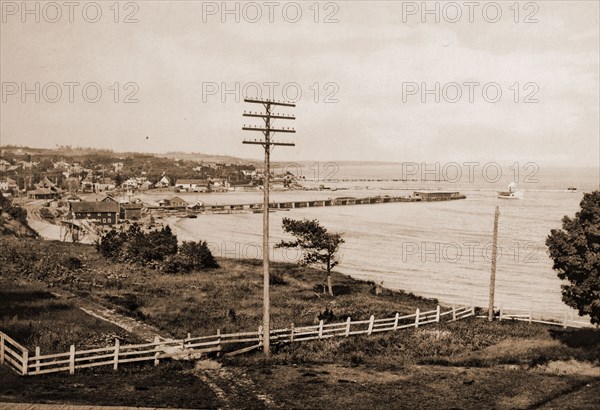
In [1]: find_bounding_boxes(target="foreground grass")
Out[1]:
[0,285,142,353]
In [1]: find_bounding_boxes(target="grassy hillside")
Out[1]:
[0,195,37,238]
[0,236,598,409]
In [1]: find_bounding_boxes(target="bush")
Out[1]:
[96,225,218,273]
[161,241,219,273]
[96,224,178,264]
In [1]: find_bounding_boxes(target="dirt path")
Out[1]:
[72,293,278,409]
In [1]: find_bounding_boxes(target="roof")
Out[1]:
[71,201,120,213]
[170,196,187,203]
[175,179,209,185]
[28,187,62,195]
[122,203,143,210]
[413,191,460,194]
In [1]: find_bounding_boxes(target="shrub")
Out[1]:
[97,224,178,264]
[161,241,219,273]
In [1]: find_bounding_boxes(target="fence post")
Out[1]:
[393,313,399,330]
[563,312,568,329]
[0,333,4,365]
[499,304,503,321]
[318,320,324,339]
[415,308,420,328]
[22,349,29,376]
[529,303,533,324]
[345,317,351,337]
[436,305,441,323]
[154,336,160,366]
[258,326,263,345]
[35,346,40,375]
[216,329,221,350]
[367,315,375,335]
[113,339,120,371]
[290,323,295,342]
[69,345,76,375]
[471,304,475,316]
[452,306,456,321]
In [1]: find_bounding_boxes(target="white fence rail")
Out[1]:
[0,332,28,375]
[494,306,595,329]
[2,305,475,376]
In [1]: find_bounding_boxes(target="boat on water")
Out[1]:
[498,182,521,199]
[568,187,577,192]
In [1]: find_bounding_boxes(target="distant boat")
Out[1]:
[498,182,521,199]
[568,187,577,191]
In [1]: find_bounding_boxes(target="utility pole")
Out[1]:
[488,206,500,321]
[242,98,296,358]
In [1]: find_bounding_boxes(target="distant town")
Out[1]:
[0,145,311,241]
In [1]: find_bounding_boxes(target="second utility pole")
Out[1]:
[242,97,296,358]
[488,206,500,321]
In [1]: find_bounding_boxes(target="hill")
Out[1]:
[0,236,598,408]
[0,194,37,238]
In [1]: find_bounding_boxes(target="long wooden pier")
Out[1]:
[155,192,466,216]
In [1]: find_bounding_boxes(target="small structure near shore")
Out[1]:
[413,191,464,201]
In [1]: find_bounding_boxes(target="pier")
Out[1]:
[153,192,466,216]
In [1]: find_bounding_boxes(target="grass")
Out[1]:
[0,285,142,353]
[1,236,599,409]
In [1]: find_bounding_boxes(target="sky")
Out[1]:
[0,0,599,167]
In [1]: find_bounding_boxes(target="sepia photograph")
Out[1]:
[0,1,599,409]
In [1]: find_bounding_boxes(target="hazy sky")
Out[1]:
[1,1,598,166]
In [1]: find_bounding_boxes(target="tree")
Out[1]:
[546,191,600,324]
[277,218,344,296]
[114,173,124,187]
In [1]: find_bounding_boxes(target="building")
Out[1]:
[175,179,209,192]
[0,159,10,172]
[81,180,95,193]
[154,176,171,188]
[159,196,188,208]
[120,203,143,220]
[64,194,82,202]
[27,187,62,199]
[413,191,464,201]
[35,176,56,189]
[71,201,120,225]
[122,178,139,190]
[0,177,17,192]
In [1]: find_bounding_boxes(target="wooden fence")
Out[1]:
[491,306,595,329]
[0,332,29,375]
[1,305,474,376]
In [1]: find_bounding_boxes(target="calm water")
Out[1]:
[165,164,599,316]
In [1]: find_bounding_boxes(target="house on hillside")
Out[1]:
[175,179,209,192]
[139,180,153,191]
[154,176,171,188]
[81,180,95,193]
[0,159,10,172]
[210,178,230,192]
[70,201,120,225]
[112,162,124,172]
[122,178,139,190]
[0,177,17,192]
[36,176,56,189]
